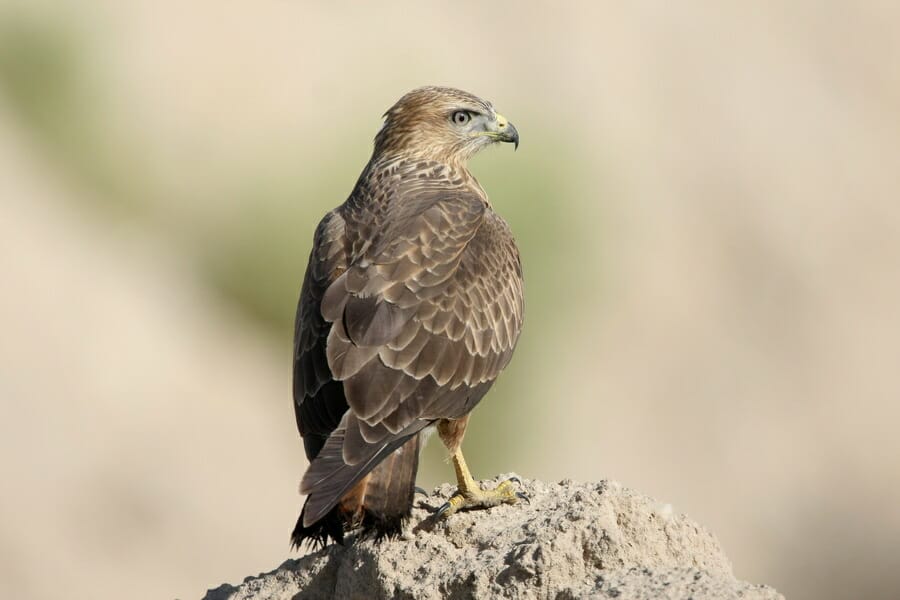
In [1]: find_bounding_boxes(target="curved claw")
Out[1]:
[436,501,452,518]
[508,476,522,485]
[516,491,531,504]
[414,486,429,497]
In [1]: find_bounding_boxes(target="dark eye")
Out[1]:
[451,111,470,125]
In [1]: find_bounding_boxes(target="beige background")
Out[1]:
[1,2,898,599]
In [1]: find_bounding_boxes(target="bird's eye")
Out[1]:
[451,111,471,125]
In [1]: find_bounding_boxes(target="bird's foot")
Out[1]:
[436,476,527,518]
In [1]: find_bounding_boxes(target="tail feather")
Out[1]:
[290,502,344,551]
[291,431,422,549]
[360,433,421,540]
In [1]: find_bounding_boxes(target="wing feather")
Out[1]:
[325,186,523,438]
[293,210,350,461]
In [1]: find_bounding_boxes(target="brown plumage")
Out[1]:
[291,86,523,548]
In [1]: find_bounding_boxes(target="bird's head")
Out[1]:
[373,86,519,164]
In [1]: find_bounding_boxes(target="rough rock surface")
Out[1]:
[204,478,783,600]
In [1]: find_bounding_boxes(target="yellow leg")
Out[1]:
[437,447,524,518]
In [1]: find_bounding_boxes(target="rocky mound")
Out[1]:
[204,477,782,599]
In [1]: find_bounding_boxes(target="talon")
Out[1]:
[414,486,429,496]
[508,476,522,484]
[436,493,466,518]
[516,491,530,504]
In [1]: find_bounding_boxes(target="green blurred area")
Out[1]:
[0,11,151,215]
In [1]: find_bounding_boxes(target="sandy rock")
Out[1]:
[204,478,782,600]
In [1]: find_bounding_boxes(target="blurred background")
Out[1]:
[1,1,898,599]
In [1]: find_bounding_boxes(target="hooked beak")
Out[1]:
[494,113,520,150]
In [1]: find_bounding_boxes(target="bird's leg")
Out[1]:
[436,445,524,518]
[435,417,524,518]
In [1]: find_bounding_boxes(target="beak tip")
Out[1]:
[508,123,520,151]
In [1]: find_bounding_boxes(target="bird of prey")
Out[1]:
[291,86,524,548]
